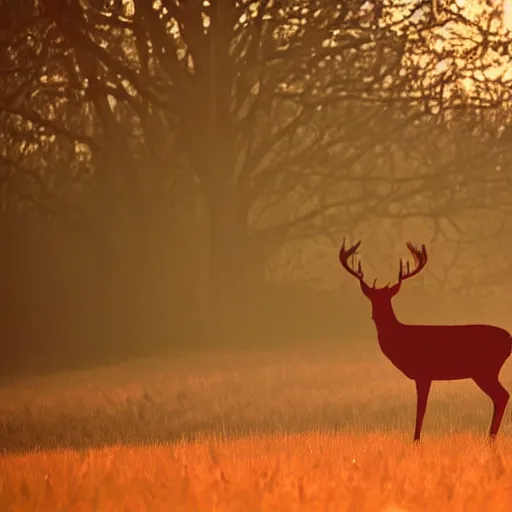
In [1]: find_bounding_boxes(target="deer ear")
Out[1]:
[389,282,401,297]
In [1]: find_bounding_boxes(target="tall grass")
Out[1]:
[1,345,511,510]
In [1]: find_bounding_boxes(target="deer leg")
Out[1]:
[413,379,432,442]
[473,375,509,439]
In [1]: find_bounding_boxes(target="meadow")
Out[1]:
[1,344,512,511]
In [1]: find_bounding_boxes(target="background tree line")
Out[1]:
[1,0,512,376]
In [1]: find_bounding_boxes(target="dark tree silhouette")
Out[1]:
[339,240,511,442]
[5,1,510,334]
[1,0,512,366]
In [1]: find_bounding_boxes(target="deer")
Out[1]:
[339,239,511,442]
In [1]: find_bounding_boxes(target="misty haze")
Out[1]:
[1,1,512,511]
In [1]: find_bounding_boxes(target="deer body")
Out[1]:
[374,316,511,382]
[340,240,511,441]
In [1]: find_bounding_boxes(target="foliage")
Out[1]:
[1,1,512,366]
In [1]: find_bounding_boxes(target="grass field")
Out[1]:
[1,345,512,511]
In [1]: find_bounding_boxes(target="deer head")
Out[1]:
[339,239,428,321]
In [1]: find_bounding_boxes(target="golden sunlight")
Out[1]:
[504,0,512,30]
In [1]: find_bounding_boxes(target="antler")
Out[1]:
[398,242,428,282]
[339,239,364,281]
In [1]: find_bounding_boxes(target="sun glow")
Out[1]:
[504,0,512,29]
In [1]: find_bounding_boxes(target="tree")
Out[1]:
[2,0,512,341]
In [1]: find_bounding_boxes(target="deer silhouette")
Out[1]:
[339,240,511,442]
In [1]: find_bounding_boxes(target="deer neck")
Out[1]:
[371,300,402,334]
[370,299,410,369]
